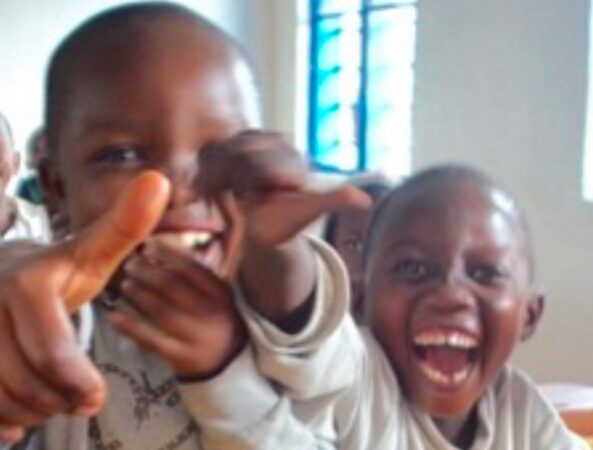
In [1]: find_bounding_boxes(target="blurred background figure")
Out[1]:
[0,112,49,240]
[16,128,43,204]
[323,173,392,323]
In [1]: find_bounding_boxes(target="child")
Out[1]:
[323,173,391,322]
[0,113,50,241]
[0,3,367,449]
[240,165,589,449]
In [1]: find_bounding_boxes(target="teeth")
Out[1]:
[148,231,214,250]
[413,330,478,349]
[418,362,471,386]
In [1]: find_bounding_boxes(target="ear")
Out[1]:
[520,291,545,341]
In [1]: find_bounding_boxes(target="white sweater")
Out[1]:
[237,236,589,450]
[2,197,50,241]
[2,236,588,449]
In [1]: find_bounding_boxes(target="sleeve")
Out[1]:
[235,235,366,399]
[177,344,333,450]
[508,369,591,450]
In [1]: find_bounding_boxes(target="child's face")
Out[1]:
[331,208,373,318]
[45,21,258,273]
[0,133,17,196]
[364,180,541,419]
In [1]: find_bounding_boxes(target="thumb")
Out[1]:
[61,171,171,312]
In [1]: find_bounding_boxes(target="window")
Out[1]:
[304,0,417,179]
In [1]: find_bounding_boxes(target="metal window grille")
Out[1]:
[307,0,417,179]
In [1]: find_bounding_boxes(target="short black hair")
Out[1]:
[363,164,535,280]
[44,2,249,153]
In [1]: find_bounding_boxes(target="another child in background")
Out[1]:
[0,113,50,241]
[324,173,391,322]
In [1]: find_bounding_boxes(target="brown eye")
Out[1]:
[394,259,429,283]
[469,265,508,287]
[93,145,142,168]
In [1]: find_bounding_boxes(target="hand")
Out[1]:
[199,130,371,247]
[110,243,246,379]
[107,193,246,379]
[0,171,170,443]
[198,131,371,327]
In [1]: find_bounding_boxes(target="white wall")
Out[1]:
[412,0,593,383]
[0,0,252,165]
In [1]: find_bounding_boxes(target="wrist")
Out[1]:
[175,329,247,382]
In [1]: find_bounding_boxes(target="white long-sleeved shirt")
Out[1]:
[238,236,590,450]
[2,197,50,241]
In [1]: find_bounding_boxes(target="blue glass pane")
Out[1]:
[312,12,362,172]
[318,0,362,15]
[365,6,417,179]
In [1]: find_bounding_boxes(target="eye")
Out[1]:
[393,259,429,283]
[92,145,142,168]
[469,264,508,287]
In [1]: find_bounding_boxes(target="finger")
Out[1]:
[61,170,171,312]
[107,310,189,367]
[129,250,232,309]
[8,290,106,416]
[120,277,211,339]
[0,314,70,415]
[0,425,24,444]
[0,386,47,427]
[218,192,245,280]
[199,132,306,196]
[243,187,372,246]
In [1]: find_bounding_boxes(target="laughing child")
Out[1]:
[240,165,588,449]
[0,3,367,449]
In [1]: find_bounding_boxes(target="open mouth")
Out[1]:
[146,230,223,268]
[412,328,480,388]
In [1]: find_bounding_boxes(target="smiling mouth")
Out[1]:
[149,231,217,251]
[412,328,480,388]
[147,231,222,267]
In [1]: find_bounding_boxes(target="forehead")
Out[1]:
[57,18,259,138]
[374,180,525,254]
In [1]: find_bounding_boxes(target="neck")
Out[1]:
[433,409,478,450]
[0,196,16,235]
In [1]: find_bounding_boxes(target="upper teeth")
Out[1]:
[413,330,478,349]
[148,231,214,250]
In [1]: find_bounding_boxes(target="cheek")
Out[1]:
[366,283,409,360]
[63,173,131,231]
[482,297,525,369]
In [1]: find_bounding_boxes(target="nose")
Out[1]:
[161,158,200,207]
[424,273,476,314]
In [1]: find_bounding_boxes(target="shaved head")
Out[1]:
[44,2,257,153]
[365,165,535,280]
